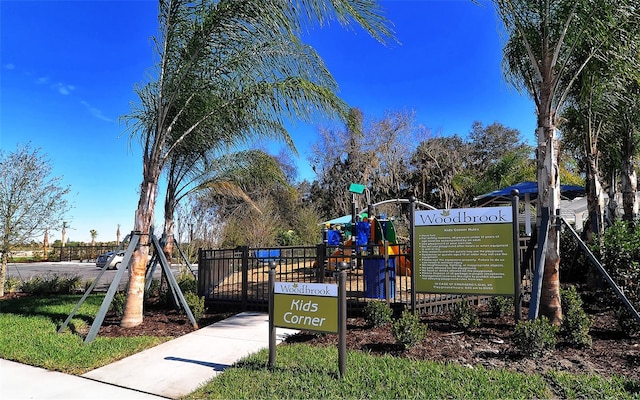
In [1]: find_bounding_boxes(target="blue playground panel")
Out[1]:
[364,257,396,299]
[255,249,281,262]
[327,229,341,245]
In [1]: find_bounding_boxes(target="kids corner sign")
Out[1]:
[273,282,338,333]
[414,206,515,296]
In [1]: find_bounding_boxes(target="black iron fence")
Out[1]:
[49,242,190,263]
[51,245,117,262]
[198,238,535,314]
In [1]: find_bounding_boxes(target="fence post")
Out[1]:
[268,261,277,369]
[241,246,249,309]
[409,196,417,313]
[316,243,326,283]
[511,189,522,321]
[197,249,203,297]
[338,261,348,378]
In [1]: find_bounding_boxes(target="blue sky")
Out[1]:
[0,0,537,243]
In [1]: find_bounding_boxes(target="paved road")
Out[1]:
[5,261,193,291]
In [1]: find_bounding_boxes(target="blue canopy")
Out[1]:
[474,181,585,206]
[322,214,352,226]
[321,211,369,226]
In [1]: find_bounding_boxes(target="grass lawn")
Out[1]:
[186,344,639,399]
[0,294,169,374]
[1,295,638,398]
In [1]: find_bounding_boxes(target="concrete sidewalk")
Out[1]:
[1,312,298,399]
[1,360,165,400]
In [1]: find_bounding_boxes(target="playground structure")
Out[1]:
[321,214,411,276]
[314,194,437,301]
[320,194,436,277]
[197,195,441,309]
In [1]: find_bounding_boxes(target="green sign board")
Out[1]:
[273,282,338,333]
[348,183,366,194]
[414,206,515,295]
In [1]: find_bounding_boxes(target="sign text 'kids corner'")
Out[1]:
[273,282,338,333]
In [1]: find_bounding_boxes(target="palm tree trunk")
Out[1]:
[43,229,49,261]
[0,251,7,297]
[161,199,177,308]
[621,151,638,224]
[163,215,175,264]
[121,166,160,328]
[536,121,563,326]
[162,175,178,265]
[585,154,605,245]
[608,172,618,223]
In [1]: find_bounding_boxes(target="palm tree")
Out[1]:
[494,0,639,324]
[193,151,294,247]
[610,82,640,224]
[121,0,393,328]
[43,228,49,261]
[561,53,615,243]
[561,9,640,238]
[90,229,98,246]
[61,221,68,248]
[161,148,288,263]
[89,229,98,261]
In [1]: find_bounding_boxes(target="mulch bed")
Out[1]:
[3,292,638,382]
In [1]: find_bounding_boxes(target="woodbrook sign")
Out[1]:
[414,206,516,296]
[273,282,338,333]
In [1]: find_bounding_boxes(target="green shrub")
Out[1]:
[177,270,198,294]
[277,229,301,246]
[146,278,160,294]
[560,286,592,347]
[512,317,558,358]
[363,300,392,327]
[20,276,45,294]
[110,292,127,317]
[391,310,426,349]
[4,276,22,293]
[598,221,640,335]
[614,306,640,337]
[559,227,592,284]
[184,292,205,320]
[22,276,60,294]
[19,274,84,295]
[144,279,162,302]
[488,296,514,317]
[451,300,480,330]
[62,275,84,293]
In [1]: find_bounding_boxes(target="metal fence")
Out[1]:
[197,246,320,311]
[51,245,117,262]
[50,241,189,263]
[198,239,535,314]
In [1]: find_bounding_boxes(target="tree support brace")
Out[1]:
[58,231,198,344]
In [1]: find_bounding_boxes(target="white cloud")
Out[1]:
[4,64,15,70]
[80,100,112,122]
[54,82,75,95]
